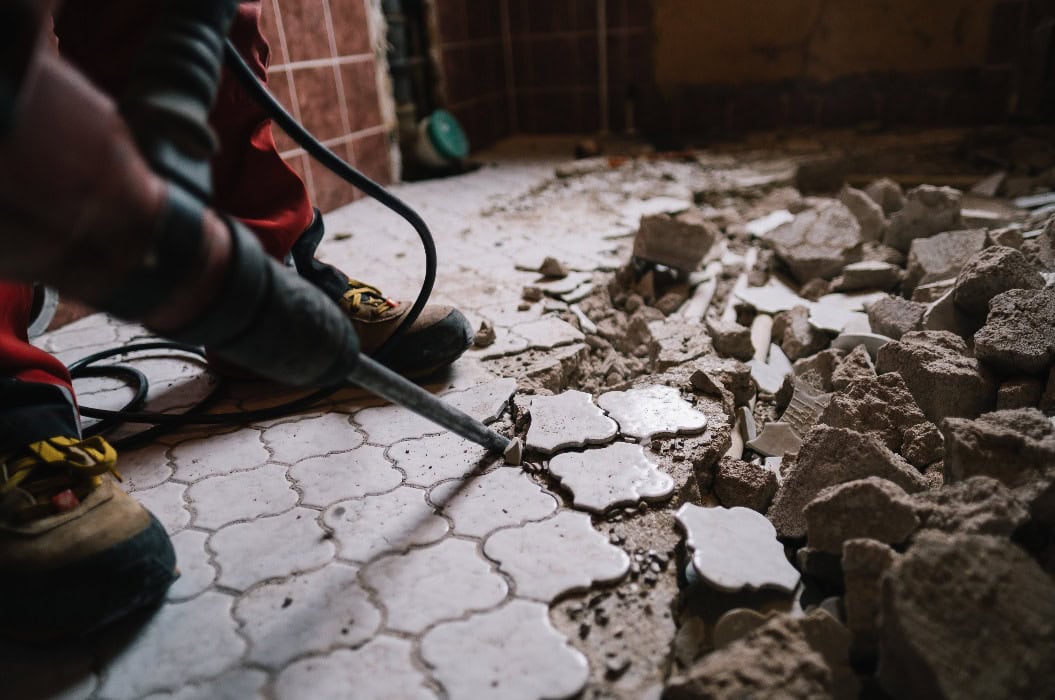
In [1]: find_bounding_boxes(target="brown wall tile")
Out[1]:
[280,0,334,63]
[331,0,373,57]
[293,65,346,140]
[266,70,299,153]
[310,143,363,211]
[341,60,384,132]
[351,132,393,183]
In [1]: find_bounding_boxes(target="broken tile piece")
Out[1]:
[676,504,800,593]
[363,538,507,634]
[746,422,803,457]
[421,600,589,700]
[597,384,708,439]
[830,332,892,360]
[548,442,675,512]
[429,468,558,537]
[515,317,586,350]
[525,390,618,453]
[483,510,630,600]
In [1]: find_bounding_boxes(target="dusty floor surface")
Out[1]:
[4,132,1054,699]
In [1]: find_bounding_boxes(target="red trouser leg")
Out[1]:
[52,0,315,260]
[0,284,80,448]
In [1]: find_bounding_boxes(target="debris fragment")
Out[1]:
[877,533,1055,700]
[767,426,928,539]
[713,457,778,513]
[676,504,800,593]
[473,321,496,348]
[883,185,963,253]
[839,185,887,242]
[875,330,997,423]
[632,211,717,272]
[539,256,570,279]
[942,408,1055,487]
[841,538,896,660]
[866,295,925,340]
[951,245,1044,316]
[705,318,754,361]
[773,306,829,361]
[903,228,987,294]
[766,201,863,282]
[803,477,920,554]
[525,390,618,454]
[973,287,1055,375]
[830,344,876,391]
[863,177,905,216]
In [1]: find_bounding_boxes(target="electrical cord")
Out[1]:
[69,40,440,448]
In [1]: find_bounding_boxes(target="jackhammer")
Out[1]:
[1,0,521,464]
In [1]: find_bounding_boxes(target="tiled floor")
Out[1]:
[6,138,744,699]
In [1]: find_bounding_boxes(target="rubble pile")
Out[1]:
[487,138,1055,698]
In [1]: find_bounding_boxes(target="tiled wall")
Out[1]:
[260,0,394,212]
[431,0,654,147]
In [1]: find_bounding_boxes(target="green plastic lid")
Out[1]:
[426,109,469,161]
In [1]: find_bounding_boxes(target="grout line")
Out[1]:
[268,0,315,198]
[597,0,609,134]
[279,124,388,160]
[267,52,375,74]
[321,0,353,138]
[500,0,518,133]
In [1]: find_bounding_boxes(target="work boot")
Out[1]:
[291,210,473,377]
[0,435,177,642]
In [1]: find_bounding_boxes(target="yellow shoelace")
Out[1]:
[339,278,398,319]
[0,436,120,522]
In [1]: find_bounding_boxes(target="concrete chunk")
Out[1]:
[839,185,887,242]
[766,201,863,282]
[974,287,1055,376]
[866,296,925,340]
[952,245,1044,316]
[714,457,779,513]
[877,533,1055,700]
[942,408,1055,488]
[883,185,964,253]
[804,477,920,554]
[903,228,987,295]
[768,426,928,539]
[820,373,943,468]
[875,330,997,423]
[773,306,830,361]
[912,476,1030,537]
[864,177,906,216]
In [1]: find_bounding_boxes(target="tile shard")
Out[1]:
[548,442,675,513]
[676,503,801,594]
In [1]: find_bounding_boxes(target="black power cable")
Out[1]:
[69,40,441,448]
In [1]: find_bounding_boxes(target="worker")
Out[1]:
[0,1,472,641]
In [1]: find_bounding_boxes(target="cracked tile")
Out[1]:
[390,432,490,487]
[97,592,245,700]
[167,529,215,601]
[548,442,675,513]
[289,444,402,507]
[597,384,708,440]
[514,317,585,350]
[274,638,435,700]
[676,504,800,594]
[484,510,630,601]
[235,562,381,668]
[170,429,269,481]
[362,538,508,633]
[324,487,448,562]
[525,390,618,454]
[210,507,336,590]
[421,600,589,700]
[187,464,298,530]
[355,378,516,445]
[429,468,558,538]
[261,412,363,464]
[141,669,267,700]
[470,328,529,359]
[135,481,189,534]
